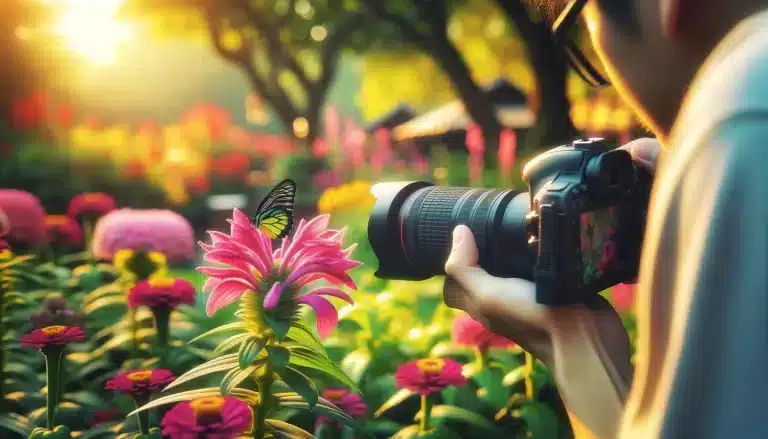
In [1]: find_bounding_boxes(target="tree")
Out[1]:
[126,0,367,145]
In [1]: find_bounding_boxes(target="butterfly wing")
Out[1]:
[252,179,296,240]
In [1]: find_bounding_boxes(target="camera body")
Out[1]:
[522,138,652,305]
[367,138,653,306]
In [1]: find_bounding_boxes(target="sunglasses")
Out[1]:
[552,0,611,88]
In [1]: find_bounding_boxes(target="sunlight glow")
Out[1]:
[52,0,133,64]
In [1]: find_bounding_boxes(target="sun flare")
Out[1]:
[51,0,133,64]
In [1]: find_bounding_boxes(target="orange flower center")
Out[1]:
[324,389,346,400]
[148,277,176,289]
[416,358,445,374]
[126,370,153,383]
[41,326,67,337]
[0,249,12,260]
[83,194,103,202]
[190,396,225,420]
[45,215,69,226]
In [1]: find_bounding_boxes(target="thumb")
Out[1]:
[445,225,478,269]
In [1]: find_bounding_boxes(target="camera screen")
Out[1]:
[580,206,619,285]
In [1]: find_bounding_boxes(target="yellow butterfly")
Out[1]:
[251,179,296,240]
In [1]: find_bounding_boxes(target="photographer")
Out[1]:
[443,1,768,438]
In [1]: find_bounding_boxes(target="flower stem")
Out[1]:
[83,218,94,264]
[133,395,150,435]
[129,308,138,357]
[419,394,433,433]
[152,308,171,365]
[253,368,273,439]
[475,347,489,370]
[43,348,64,430]
[524,351,535,400]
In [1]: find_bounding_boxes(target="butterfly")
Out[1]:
[251,179,297,240]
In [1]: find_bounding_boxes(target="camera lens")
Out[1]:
[368,182,535,281]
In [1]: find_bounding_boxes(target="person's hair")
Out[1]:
[524,0,638,32]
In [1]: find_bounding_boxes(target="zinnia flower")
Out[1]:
[316,388,366,428]
[45,215,82,248]
[90,408,122,427]
[452,313,515,350]
[105,369,175,397]
[128,277,196,310]
[113,248,167,280]
[395,358,467,396]
[92,209,196,263]
[20,325,85,349]
[161,396,252,439]
[67,192,116,220]
[198,209,360,338]
[0,189,47,247]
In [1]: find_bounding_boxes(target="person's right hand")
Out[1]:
[442,138,660,372]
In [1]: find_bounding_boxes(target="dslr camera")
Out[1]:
[367,138,653,306]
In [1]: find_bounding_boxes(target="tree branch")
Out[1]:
[414,0,447,37]
[359,0,429,44]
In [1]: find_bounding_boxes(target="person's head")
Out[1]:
[537,0,768,141]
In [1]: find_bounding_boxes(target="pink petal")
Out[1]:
[198,266,256,283]
[202,277,222,292]
[262,282,283,310]
[206,279,252,316]
[297,295,338,339]
[301,287,354,305]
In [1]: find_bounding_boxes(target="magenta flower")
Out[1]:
[452,313,516,350]
[395,358,467,396]
[316,388,366,428]
[20,325,85,349]
[68,192,116,220]
[45,215,82,247]
[105,369,175,397]
[0,189,47,247]
[92,209,196,263]
[198,209,360,339]
[611,283,636,314]
[161,396,252,439]
[128,277,196,310]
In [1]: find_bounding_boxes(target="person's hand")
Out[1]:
[442,138,660,370]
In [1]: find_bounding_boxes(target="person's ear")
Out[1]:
[659,0,681,39]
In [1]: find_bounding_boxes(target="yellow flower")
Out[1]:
[113,248,168,277]
[0,249,13,262]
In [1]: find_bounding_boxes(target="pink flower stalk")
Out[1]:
[161,396,252,439]
[45,215,82,247]
[128,277,196,310]
[198,210,360,338]
[324,106,340,147]
[611,283,636,314]
[67,192,116,220]
[465,123,484,155]
[0,189,47,247]
[20,325,85,349]
[395,358,467,396]
[316,388,367,428]
[498,129,517,174]
[92,209,196,263]
[105,369,175,397]
[452,313,516,350]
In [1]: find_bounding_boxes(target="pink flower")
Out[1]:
[452,313,516,350]
[0,190,47,247]
[395,358,467,396]
[128,277,196,310]
[316,388,366,428]
[90,408,122,427]
[105,369,175,397]
[198,209,360,339]
[161,396,252,439]
[45,215,82,247]
[92,209,196,263]
[611,283,636,314]
[67,192,116,220]
[20,325,85,349]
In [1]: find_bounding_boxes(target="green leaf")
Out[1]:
[415,405,504,437]
[520,402,560,438]
[188,321,249,345]
[266,345,290,370]
[340,349,371,384]
[128,387,261,415]
[473,366,510,409]
[374,388,416,418]
[265,313,291,341]
[278,367,318,408]
[220,362,263,395]
[502,365,527,387]
[274,393,357,429]
[286,317,325,352]
[390,425,420,439]
[215,333,251,354]
[266,419,317,438]
[82,294,126,314]
[164,354,239,391]
[0,412,31,436]
[287,344,357,390]
[238,337,267,368]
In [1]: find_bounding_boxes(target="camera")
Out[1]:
[367,138,653,306]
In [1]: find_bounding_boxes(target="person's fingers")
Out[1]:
[618,137,661,172]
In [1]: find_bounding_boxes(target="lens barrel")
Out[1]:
[368,182,535,281]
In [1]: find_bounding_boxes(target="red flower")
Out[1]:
[316,388,366,428]
[161,396,251,439]
[0,190,47,247]
[90,408,121,426]
[127,277,196,310]
[451,313,516,350]
[395,358,467,396]
[611,283,636,314]
[105,369,175,397]
[45,215,82,247]
[20,325,85,349]
[67,193,116,220]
